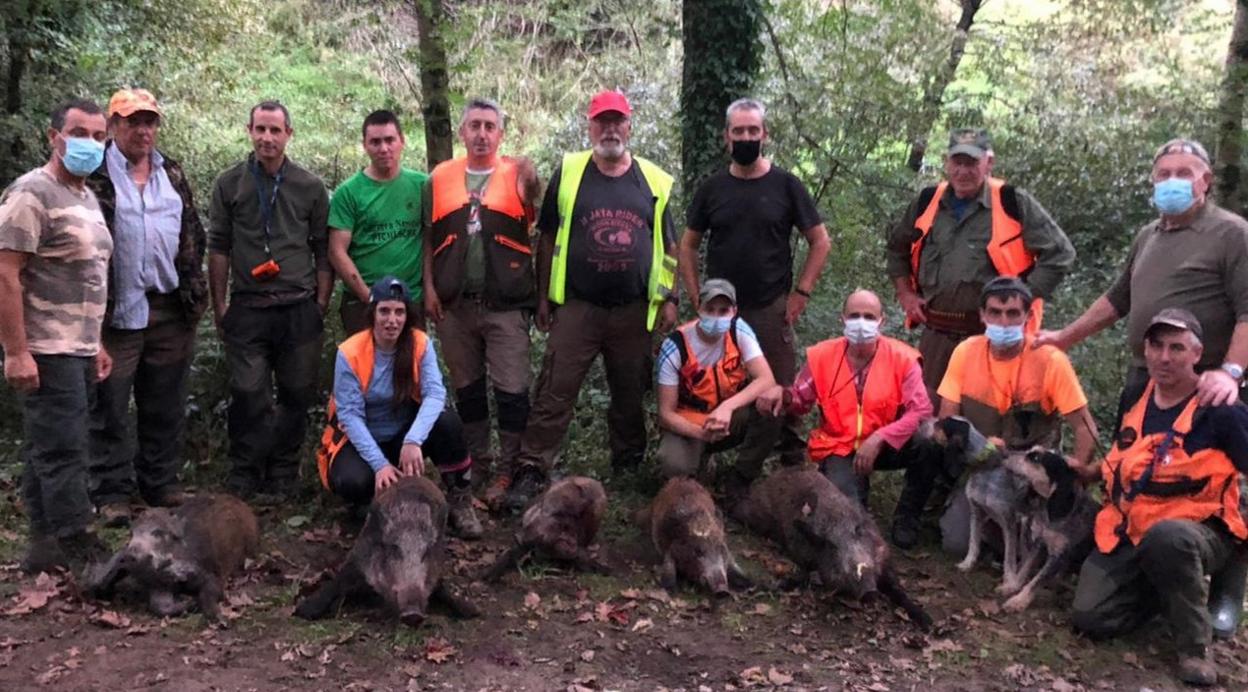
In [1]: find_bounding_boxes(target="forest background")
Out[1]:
[0,0,1243,485]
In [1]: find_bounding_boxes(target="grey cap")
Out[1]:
[1146,307,1203,342]
[699,278,737,306]
[948,127,992,159]
[980,276,1033,306]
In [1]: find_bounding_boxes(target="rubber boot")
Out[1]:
[890,442,941,549]
[1209,546,1248,640]
[462,419,495,491]
[21,534,68,575]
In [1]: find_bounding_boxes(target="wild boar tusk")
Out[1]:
[856,562,867,579]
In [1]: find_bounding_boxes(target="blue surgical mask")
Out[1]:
[985,323,1025,348]
[1153,178,1196,215]
[698,314,732,338]
[843,318,881,345]
[61,136,104,177]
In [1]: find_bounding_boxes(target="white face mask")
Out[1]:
[843,317,881,344]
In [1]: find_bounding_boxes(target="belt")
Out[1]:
[925,308,983,337]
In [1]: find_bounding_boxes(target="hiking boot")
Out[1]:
[21,535,67,575]
[890,515,922,550]
[1209,548,1247,640]
[1176,650,1218,687]
[97,503,132,529]
[59,530,108,572]
[447,488,483,540]
[503,465,548,513]
[481,471,512,512]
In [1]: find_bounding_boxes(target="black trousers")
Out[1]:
[328,408,471,506]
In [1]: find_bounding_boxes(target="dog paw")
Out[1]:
[1002,592,1033,612]
[995,582,1020,596]
[956,559,975,573]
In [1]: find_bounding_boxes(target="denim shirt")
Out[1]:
[332,339,447,472]
[105,144,183,329]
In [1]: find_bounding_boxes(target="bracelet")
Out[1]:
[794,287,812,298]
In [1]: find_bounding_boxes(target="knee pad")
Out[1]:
[494,388,530,433]
[455,378,489,423]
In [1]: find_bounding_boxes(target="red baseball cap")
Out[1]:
[587,90,631,119]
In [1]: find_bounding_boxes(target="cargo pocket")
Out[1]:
[486,234,536,305]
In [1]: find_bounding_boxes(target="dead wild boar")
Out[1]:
[484,476,608,581]
[640,477,751,597]
[85,495,259,622]
[294,475,478,627]
[735,466,932,630]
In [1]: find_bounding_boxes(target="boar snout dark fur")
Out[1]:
[86,495,259,622]
[484,476,609,581]
[641,478,751,596]
[293,476,478,626]
[736,466,931,630]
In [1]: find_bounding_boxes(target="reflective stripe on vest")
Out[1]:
[549,150,675,332]
[671,319,747,426]
[316,329,428,489]
[908,178,1043,333]
[806,336,919,462]
[430,156,525,224]
[1093,382,1248,552]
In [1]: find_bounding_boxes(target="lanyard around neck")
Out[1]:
[250,159,285,255]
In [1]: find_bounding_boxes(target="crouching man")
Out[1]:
[1072,309,1248,687]
[757,289,939,548]
[655,279,777,492]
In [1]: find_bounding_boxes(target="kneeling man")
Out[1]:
[759,289,938,548]
[655,279,777,490]
[1072,309,1248,687]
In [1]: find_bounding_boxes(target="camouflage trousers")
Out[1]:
[88,293,196,506]
[21,355,96,537]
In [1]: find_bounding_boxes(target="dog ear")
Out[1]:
[1047,483,1077,521]
[1006,450,1056,498]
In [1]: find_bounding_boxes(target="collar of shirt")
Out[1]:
[1159,200,1213,233]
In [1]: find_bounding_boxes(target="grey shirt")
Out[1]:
[1106,202,1248,369]
[105,143,182,329]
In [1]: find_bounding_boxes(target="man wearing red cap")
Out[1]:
[504,90,678,510]
[86,88,207,527]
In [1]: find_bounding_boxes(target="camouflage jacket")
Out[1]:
[87,146,209,326]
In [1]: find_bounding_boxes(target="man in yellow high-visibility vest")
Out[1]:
[503,90,678,511]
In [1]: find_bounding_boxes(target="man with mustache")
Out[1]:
[504,90,678,511]
[886,128,1075,402]
[422,98,541,509]
[328,110,428,335]
[680,97,830,471]
[85,88,207,527]
[208,100,331,499]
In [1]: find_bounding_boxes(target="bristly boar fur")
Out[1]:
[85,495,259,621]
[640,477,751,596]
[735,466,932,630]
[294,476,478,627]
[484,476,609,581]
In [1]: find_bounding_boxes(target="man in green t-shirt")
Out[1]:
[328,110,428,335]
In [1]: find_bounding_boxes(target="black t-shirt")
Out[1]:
[1137,395,1248,474]
[686,165,822,308]
[539,159,675,307]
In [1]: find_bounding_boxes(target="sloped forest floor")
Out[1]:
[0,469,1245,692]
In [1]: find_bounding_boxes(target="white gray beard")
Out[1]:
[593,141,626,161]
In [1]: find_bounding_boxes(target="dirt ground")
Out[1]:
[2,475,1247,692]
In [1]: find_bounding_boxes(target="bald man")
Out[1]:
[758,289,940,548]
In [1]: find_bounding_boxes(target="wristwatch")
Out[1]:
[1222,362,1244,381]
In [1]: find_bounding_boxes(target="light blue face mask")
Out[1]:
[61,136,104,177]
[985,323,1024,348]
[1153,178,1196,215]
[698,314,733,338]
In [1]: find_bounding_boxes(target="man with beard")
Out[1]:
[504,90,678,511]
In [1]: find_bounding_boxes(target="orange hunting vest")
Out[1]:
[316,329,428,489]
[668,319,748,426]
[807,336,919,461]
[909,177,1043,333]
[1093,382,1248,553]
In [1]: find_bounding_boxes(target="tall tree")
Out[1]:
[680,0,764,194]
[413,0,453,169]
[905,0,982,172]
[1215,0,1248,215]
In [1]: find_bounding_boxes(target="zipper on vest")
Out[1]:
[854,403,864,452]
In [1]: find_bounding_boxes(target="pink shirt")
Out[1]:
[786,359,931,451]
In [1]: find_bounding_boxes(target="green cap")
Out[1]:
[948,128,992,159]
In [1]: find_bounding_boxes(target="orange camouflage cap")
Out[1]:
[107,88,163,119]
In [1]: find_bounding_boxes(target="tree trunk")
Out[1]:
[2,1,34,180]
[1215,0,1248,215]
[680,0,764,194]
[413,0,453,169]
[905,0,982,172]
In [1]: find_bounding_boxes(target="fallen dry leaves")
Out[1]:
[4,572,61,616]
[423,638,457,664]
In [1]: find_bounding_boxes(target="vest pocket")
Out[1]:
[484,233,536,306]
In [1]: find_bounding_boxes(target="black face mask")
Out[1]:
[730,139,762,166]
